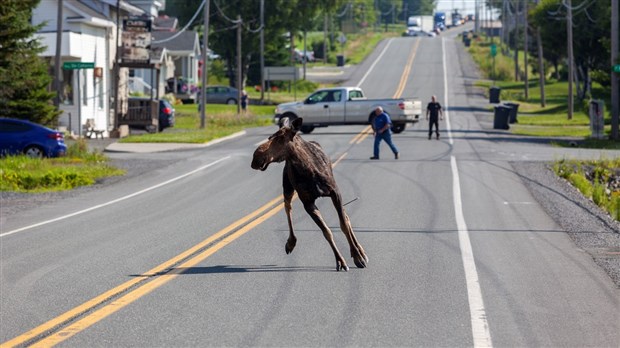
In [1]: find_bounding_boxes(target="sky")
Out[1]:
[435,0,481,16]
[435,0,498,19]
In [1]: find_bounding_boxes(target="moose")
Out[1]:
[251,117,368,271]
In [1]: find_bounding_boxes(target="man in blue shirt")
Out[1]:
[370,106,399,160]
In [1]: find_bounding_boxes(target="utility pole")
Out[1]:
[236,15,242,115]
[323,13,328,65]
[514,1,519,81]
[200,0,210,128]
[611,0,619,140]
[536,26,546,107]
[53,0,63,110]
[260,0,265,103]
[113,0,121,133]
[523,0,528,100]
[566,0,573,119]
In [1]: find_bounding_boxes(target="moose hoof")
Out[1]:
[337,262,349,272]
[354,257,367,269]
[285,240,296,254]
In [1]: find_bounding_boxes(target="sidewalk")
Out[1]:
[85,130,248,154]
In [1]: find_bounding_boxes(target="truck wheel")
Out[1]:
[391,123,406,134]
[300,125,314,134]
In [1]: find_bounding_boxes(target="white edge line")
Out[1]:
[442,38,454,146]
[356,38,394,88]
[444,37,492,347]
[451,156,493,348]
[0,156,231,238]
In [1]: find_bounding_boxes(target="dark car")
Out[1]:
[127,97,175,132]
[158,99,175,131]
[204,85,239,104]
[0,118,67,158]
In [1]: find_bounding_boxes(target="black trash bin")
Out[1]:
[489,86,500,103]
[493,105,511,130]
[504,102,519,123]
[336,55,345,67]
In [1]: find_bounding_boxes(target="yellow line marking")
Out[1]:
[31,203,286,347]
[393,38,420,99]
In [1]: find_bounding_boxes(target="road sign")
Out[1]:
[63,62,95,70]
[490,44,497,57]
[264,66,299,81]
[614,64,620,73]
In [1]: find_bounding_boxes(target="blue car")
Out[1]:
[0,118,67,158]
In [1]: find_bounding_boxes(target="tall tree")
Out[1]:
[0,0,59,125]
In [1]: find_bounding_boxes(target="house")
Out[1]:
[151,30,201,103]
[33,0,148,137]
[34,0,170,137]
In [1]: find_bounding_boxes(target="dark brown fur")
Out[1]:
[251,117,368,271]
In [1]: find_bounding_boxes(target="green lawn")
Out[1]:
[119,104,275,144]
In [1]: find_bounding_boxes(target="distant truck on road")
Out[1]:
[274,87,422,134]
[406,15,434,36]
[433,11,446,31]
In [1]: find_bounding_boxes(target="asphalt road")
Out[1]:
[1,26,619,347]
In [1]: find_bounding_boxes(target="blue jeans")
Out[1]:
[374,130,398,158]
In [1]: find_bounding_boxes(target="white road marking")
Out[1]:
[357,38,394,88]
[0,156,231,238]
[444,38,493,347]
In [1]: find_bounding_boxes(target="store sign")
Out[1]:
[122,18,152,64]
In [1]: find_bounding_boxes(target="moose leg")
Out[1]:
[331,193,368,268]
[283,176,296,254]
[303,201,349,271]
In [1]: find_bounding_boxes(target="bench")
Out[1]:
[83,119,105,139]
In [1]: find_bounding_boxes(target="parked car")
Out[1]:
[0,118,67,158]
[157,99,175,131]
[202,85,240,104]
[126,98,175,132]
[294,48,315,63]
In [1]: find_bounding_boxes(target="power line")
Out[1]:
[152,0,207,44]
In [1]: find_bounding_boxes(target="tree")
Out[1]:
[0,0,59,125]
[531,0,612,99]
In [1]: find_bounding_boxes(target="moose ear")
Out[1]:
[291,117,303,131]
[280,117,290,128]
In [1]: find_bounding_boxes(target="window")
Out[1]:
[97,79,104,109]
[82,69,88,106]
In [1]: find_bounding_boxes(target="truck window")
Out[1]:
[349,90,364,99]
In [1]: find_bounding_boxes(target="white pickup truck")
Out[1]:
[273,87,422,134]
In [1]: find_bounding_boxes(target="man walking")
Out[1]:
[426,95,444,140]
[370,106,399,160]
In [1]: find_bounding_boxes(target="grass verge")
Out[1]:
[120,104,274,144]
[553,158,620,221]
[0,139,124,193]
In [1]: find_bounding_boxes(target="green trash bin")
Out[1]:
[504,102,519,123]
[493,105,511,130]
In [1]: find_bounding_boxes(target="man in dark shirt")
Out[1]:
[370,106,399,160]
[426,95,444,140]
